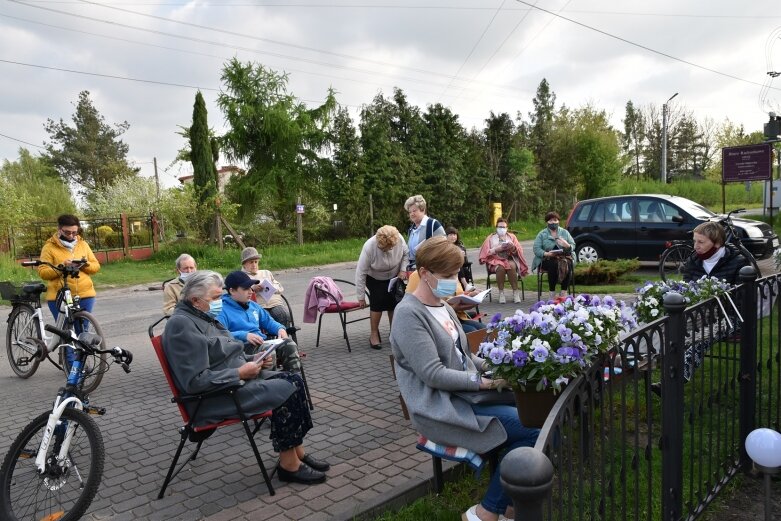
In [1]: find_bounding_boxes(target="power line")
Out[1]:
[71,0,499,86]
[10,0,526,97]
[437,0,506,101]
[0,132,45,149]
[0,58,350,107]
[0,11,508,102]
[513,0,781,91]
[0,58,218,90]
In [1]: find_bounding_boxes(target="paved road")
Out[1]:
[0,243,774,520]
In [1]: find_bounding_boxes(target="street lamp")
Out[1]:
[745,427,781,521]
[661,92,679,184]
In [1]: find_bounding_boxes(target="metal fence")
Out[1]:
[9,214,155,259]
[510,267,779,520]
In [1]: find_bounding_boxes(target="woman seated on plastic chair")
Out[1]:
[478,218,529,304]
[532,211,576,300]
[163,270,330,485]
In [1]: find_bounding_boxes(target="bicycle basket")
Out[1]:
[0,281,42,303]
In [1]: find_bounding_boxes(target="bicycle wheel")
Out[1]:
[0,407,105,521]
[59,311,108,395]
[5,304,42,378]
[659,244,694,282]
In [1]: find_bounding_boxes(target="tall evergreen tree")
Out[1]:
[190,91,218,204]
[44,90,138,199]
[622,100,645,179]
[217,58,336,225]
[529,79,557,186]
[327,108,367,235]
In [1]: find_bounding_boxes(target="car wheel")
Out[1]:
[577,243,601,264]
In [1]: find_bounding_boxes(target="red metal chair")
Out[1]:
[148,316,275,499]
[312,277,369,353]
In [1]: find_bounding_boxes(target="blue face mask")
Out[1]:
[208,298,223,317]
[427,275,458,298]
[179,272,194,282]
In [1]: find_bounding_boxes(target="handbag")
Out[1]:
[454,389,516,405]
[391,279,407,304]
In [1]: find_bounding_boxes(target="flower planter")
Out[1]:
[514,388,560,428]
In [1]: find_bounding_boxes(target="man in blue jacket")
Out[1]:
[217,271,302,373]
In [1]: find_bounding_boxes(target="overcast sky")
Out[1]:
[2,0,781,189]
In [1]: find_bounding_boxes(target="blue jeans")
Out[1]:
[460,319,486,333]
[48,297,96,368]
[472,404,540,515]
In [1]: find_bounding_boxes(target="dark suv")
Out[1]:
[566,194,779,263]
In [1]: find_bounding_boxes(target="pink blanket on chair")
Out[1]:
[303,276,344,323]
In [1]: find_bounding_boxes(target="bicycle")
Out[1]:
[4,258,108,394]
[0,323,133,521]
[658,208,761,282]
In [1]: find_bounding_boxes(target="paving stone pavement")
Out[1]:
[0,247,773,520]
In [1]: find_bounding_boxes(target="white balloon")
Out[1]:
[746,428,781,468]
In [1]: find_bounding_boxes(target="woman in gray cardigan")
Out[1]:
[390,237,538,521]
[163,271,330,485]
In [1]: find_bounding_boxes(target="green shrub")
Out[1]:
[130,229,152,247]
[237,222,295,247]
[574,258,640,285]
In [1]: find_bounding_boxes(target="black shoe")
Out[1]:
[369,343,382,350]
[277,463,326,484]
[301,454,331,472]
[651,382,662,397]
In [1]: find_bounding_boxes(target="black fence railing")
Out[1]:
[503,267,778,521]
[9,214,155,258]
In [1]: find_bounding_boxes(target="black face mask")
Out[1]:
[547,223,558,231]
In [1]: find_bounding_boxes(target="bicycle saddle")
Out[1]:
[22,282,46,295]
[77,332,103,346]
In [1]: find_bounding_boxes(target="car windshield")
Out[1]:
[672,198,715,219]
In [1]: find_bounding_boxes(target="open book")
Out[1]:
[447,288,491,306]
[255,279,277,303]
[252,338,289,365]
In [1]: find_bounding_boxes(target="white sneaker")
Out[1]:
[498,291,506,304]
[461,505,481,521]
[512,290,521,303]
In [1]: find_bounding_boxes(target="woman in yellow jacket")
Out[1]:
[39,214,101,320]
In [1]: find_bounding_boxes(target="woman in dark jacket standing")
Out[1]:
[163,271,330,485]
[682,222,749,284]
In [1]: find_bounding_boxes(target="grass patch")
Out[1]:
[371,472,488,521]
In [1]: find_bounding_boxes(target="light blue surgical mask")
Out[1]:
[179,272,194,282]
[208,298,223,317]
[426,275,458,298]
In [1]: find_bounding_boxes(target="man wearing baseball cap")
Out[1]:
[217,271,302,373]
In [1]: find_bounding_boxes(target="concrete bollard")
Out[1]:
[500,447,554,521]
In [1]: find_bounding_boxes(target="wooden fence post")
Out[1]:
[121,213,130,258]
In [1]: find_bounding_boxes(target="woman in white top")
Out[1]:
[355,225,409,350]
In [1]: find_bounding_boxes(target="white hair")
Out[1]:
[181,270,223,301]
[175,253,196,270]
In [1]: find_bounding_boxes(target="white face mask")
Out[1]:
[496,227,507,236]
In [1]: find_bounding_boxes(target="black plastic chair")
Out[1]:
[536,257,576,301]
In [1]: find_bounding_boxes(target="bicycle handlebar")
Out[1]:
[21,258,88,277]
[44,324,133,373]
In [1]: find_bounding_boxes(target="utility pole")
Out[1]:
[661,92,678,184]
[153,157,160,201]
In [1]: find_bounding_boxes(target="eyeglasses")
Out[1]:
[60,229,79,237]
